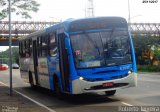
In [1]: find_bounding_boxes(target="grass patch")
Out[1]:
[137,65,160,72]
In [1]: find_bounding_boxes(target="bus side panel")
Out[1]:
[38,57,50,89]
[47,56,60,91]
[19,58,30,83]
[29,57,36,85]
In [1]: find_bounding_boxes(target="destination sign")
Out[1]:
[68,17,128,32]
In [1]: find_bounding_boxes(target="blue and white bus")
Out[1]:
[19,17,137,96]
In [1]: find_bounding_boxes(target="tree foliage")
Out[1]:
[0,47,19,64]
[152,45,160,61]
[0,0,40,20]
[132,35,160,65]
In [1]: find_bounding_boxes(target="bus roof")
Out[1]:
[19,16,127,41]
[46,16,127,32]
[18,29,45,41]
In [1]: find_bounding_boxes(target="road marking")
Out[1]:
[121,102,133,106]
[0,81,8,86]
[0,81,56,112]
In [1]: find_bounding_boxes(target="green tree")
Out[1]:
[132,35,160,65]
[152,45,160,61]
[0,0,40,20]
[0,47,19,64]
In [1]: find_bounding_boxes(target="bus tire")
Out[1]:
[29,71,35,88]
[53,76,62,98]
[105,90,116,96]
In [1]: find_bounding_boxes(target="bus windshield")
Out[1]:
[70,29,132,68]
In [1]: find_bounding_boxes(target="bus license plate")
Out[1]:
[102,82,114,87]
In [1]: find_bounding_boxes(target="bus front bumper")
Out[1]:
[71,72,137,94]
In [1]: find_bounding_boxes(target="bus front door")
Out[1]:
[58,33,70,93]
[33,40,39,85]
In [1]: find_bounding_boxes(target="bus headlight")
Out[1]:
[128,70,132,74]
[79,77,84,80]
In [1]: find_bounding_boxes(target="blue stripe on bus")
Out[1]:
[129,32,137,72]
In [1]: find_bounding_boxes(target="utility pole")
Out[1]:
[85,0,94,17]
[128,0,131,23]
[8,0,13,96]
[128,0,131,30]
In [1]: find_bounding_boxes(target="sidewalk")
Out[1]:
[0,83,49,112]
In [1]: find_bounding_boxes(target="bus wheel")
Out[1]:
[105,90,116,96]
[29,72,35,88]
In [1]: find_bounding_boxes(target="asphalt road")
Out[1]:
[0,69,160,112]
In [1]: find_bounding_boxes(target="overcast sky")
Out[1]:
[9,0,160,23]
[1,0,160,51]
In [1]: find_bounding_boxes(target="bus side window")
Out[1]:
[25,39,30,57]
[20,41,24,57]
[22,41,25,57]
[29,39,32,56]
[23,40,26,57]
[42,34,48,57]
[39,36,42,57]
[49,32,57,57]
[19,42,21,57]
[37,37,40,57]
[37,37,42,57]
[42,36,45,56]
